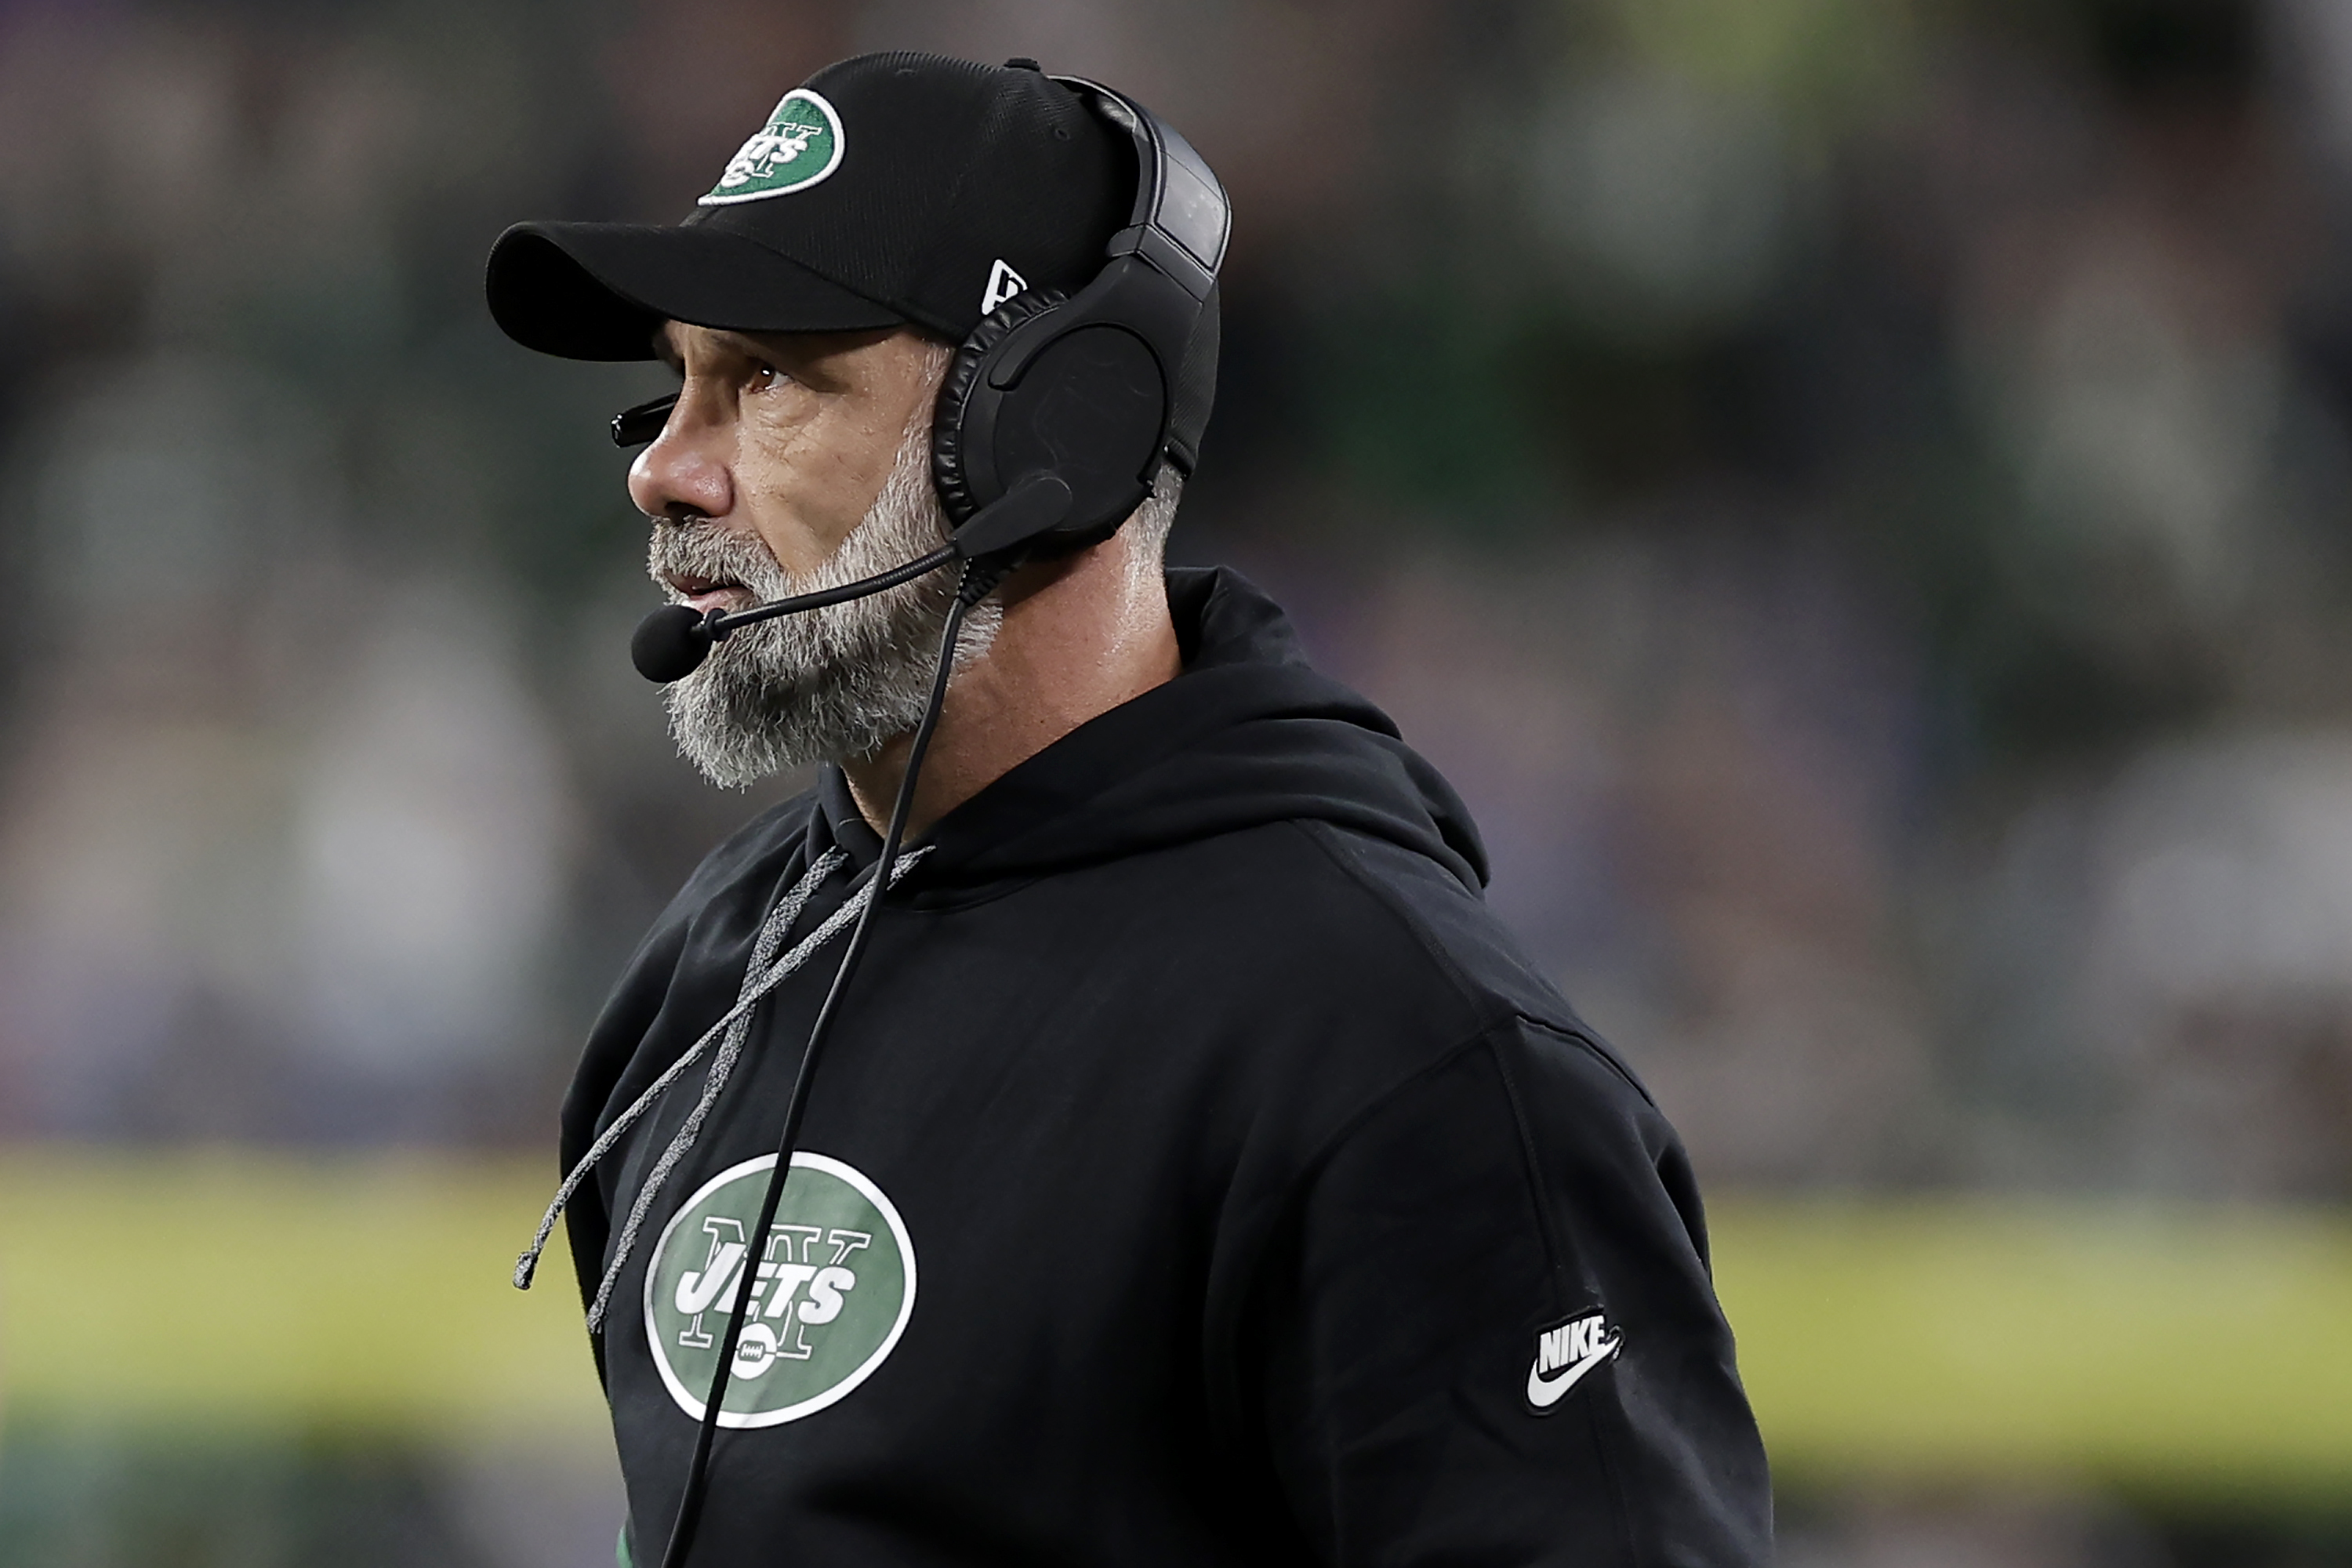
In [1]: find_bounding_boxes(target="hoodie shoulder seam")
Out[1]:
[1515,1014,1662,1111]
[1285,822,1647,1108]
[1287,818,1504,1032]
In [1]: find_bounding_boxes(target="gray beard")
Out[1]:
[647,423,1000,788]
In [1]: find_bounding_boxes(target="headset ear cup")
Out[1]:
[1165,282,1218,475]
[931,288,1071,526]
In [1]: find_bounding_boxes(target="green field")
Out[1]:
[1,1149,2346,1504]
[0,1149,605,1445]
[1711,1196,2352,1505]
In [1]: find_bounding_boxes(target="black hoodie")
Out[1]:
[556,567,1771,1566]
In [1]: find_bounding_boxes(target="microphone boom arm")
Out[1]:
[627,474,1076,684]
[704,544,956,639]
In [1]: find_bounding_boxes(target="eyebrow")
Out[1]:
[655,326,796,376]
[706,329,784,363]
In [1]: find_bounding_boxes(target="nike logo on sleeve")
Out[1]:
[1526,1311,1621,1411]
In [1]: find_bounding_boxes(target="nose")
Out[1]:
[627,399,734,521]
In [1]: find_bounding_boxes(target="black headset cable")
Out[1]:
[654,556,1006,1568]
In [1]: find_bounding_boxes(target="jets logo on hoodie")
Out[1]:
[644,1152,916,1428]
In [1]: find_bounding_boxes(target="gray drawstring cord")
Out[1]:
[513,848,845,1294]
[583,847,929,1330]
[510,845,934,1332]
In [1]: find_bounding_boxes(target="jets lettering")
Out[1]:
[671,1217,872,1374]
[719,124,819,189]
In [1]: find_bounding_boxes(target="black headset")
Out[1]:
[614,75,1229,559]
[929,74,1227,551]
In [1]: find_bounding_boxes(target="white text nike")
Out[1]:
[1526,1310,1621,1411]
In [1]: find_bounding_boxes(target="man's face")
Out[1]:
[630,321,989,787]
[631,323,943,594]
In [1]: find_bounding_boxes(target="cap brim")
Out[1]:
[485,221,907,361]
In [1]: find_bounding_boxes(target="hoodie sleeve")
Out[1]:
[1258,1018,1771,1566]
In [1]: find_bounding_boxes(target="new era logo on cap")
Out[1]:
[979,259,1028,315]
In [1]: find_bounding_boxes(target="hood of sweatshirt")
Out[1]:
[808,564,1489,895]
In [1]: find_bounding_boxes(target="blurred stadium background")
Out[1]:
[2,0,2350,1562]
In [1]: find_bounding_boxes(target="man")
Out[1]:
[487,51,1770,1566]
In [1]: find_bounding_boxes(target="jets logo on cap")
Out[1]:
[701,89,846,205]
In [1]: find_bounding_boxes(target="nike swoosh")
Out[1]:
[1526,1334,1620,1408]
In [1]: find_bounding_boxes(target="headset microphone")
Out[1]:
[626,474,1073,683]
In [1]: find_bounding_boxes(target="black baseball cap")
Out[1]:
[486,52,1131,359]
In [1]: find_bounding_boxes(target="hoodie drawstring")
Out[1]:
[513,845,929,1327]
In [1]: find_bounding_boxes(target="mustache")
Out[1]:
[648,518,794,603]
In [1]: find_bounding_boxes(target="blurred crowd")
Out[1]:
[6,0,2350,1197]
[2,0,2350,1560]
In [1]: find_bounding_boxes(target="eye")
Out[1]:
[750,361,788,393]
